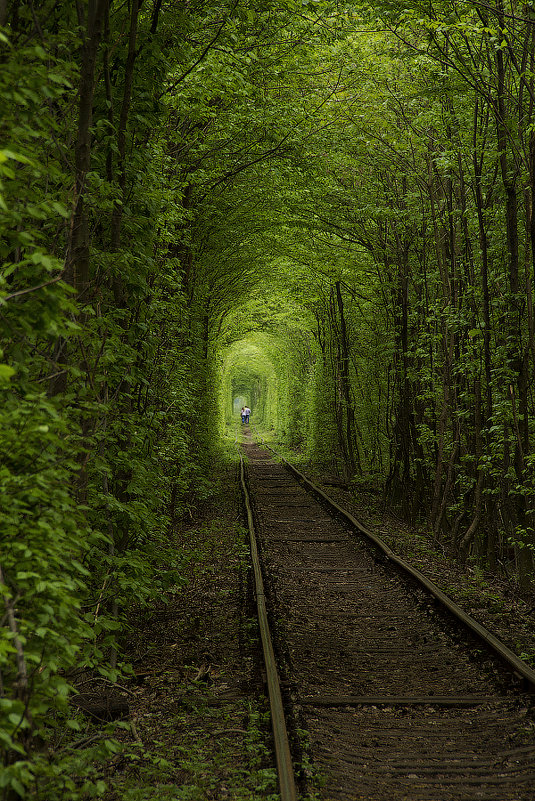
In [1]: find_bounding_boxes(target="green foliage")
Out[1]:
[0,391,94,790]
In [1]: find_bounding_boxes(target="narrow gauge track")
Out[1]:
[240,435,535,801]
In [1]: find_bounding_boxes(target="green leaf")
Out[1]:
[0,364,15,382]
[0,149,31,164]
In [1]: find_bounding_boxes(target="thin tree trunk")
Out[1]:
[335,281,360,478]
[66,0,109,296]
[51,0,108,398]
[110,0,140,305]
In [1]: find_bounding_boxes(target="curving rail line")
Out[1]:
[240,428,535,801]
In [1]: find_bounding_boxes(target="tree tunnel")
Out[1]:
[219,334,287,434]
[5,7,535,789]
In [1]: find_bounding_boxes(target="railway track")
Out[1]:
[239,434,535,801]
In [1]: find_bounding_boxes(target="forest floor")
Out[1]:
[96,448,283,801]
[94,441,535,801]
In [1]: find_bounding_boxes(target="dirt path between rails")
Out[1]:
[248,428,535,676]
[243,438,535,801]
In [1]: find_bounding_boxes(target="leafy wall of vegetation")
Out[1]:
[298,2,535,592]
[2,0,535,796]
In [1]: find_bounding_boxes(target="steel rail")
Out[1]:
[252,432,535,694]
[238,453,298,801]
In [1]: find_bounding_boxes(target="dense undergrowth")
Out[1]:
[77,448,281,801]
[1,444,283,800]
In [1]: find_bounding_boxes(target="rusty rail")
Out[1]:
[238,453,298,801]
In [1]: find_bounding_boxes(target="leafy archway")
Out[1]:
[220,334,287,434]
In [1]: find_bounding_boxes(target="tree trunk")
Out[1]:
[66,0,109,296]
[110,0,140,305]
[334,281,360,479]
[51,0,108,398]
